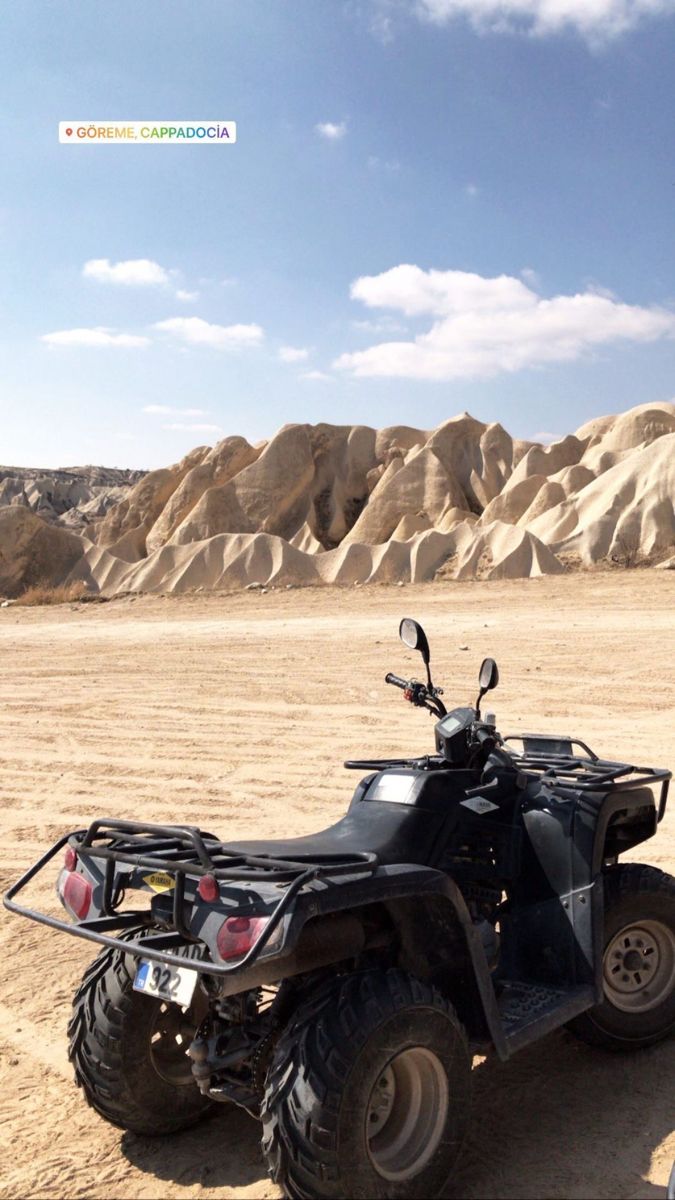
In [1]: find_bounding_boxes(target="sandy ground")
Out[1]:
[0,571,673,1200]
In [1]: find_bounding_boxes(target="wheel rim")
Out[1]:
[603,920,675,1013]
[150,1001,199,1086]
[365,1047,449,1182]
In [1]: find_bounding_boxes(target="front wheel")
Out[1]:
[67,932,212,1134]
[261,969,472,1199]
[567,864,675,1051]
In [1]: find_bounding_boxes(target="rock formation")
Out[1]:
[0,464,144,531]
[1,402,673,596]
[0,508,85,597]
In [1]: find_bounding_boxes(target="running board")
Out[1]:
[498,981,595,1056]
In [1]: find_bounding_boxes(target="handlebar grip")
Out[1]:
[475,726,495,746]
[385,673,408,689]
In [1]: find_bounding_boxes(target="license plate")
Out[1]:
[133,959,198,1007]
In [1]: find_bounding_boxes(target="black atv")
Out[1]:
[5,619,675,1200]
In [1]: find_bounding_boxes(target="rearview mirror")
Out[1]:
[479,658,499,692]
[399,618,430,665]
[476,657,499,718]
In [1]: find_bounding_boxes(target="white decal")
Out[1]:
[460,796,499,814]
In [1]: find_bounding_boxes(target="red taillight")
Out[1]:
[64,846,77,872]
[216,915,270,962]
[61,871,93,920]
[197,874,219,902]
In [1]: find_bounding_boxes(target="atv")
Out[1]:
[5,618,675,1199]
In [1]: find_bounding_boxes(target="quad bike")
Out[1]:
[5,618,675,1200]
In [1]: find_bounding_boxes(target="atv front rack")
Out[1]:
[505,736,671,821]
[3,818,379,977]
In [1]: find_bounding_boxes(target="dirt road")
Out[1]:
[0,572,673,1199]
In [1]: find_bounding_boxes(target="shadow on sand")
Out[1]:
[122,1028,674,1198]
[122,1103,265,1192]
[447,1029,674,1199]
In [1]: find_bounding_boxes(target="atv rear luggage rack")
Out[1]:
[79,818,378,882]
[3,818,379,977]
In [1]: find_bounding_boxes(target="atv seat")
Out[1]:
[226,798,453,870]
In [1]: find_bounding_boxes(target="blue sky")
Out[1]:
[2,0,675,468]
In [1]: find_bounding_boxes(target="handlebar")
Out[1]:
[385,672,447,718]
[344,757,441,770]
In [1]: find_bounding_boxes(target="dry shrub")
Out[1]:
[16,581,91,606]
[610,532,642,569]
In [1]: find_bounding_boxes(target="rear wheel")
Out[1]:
[261,969,471,1199]
[67,931,212,1134]
[568,864,675,1051]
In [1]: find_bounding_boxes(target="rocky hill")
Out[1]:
[0,403,673,598]
[0,464,145,531]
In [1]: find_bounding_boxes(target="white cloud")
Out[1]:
[41,327,149,348]
[350,264,536,316]
[163,422,223,433]
[315,121,347,140]
[279,345,310,363]
[353,316,408,334]
[83,258,204,301]
[586,280,619,300]
[143,405,208,416]
[521,266,540,288]
[301,370,333,381]
[366,0,397,41]
[368,155,401,172]
[334,264,675,381]
[530,430,561,443]
[413,0,675,41]
[465,182,479,197]
[83,258,170,286]
[154,317,264,349]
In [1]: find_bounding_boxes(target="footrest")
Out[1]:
[499,981,567,1033]
[498,980,594,1054]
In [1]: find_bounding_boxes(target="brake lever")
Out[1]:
[464,778,500,798]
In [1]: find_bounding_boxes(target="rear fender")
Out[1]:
[229,865,505,1053]
[382,891,495,1043]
